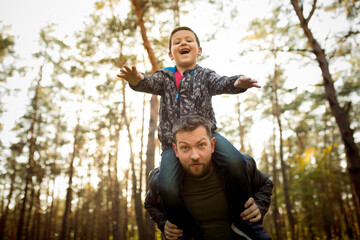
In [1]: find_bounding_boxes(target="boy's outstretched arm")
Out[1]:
[117,65,144,86]
[234,76,261,89]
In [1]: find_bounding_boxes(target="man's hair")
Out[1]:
[168,26,201,52]
[172,115,212,143]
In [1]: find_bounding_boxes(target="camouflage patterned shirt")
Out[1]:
[130,64,246,150]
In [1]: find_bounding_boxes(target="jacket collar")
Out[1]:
[163,64,200,75]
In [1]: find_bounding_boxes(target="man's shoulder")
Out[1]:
[148,167,160,188]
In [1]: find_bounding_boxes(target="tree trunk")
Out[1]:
[121,79,147,239]
[131,0,159,238]
[24,187,35,240]
[120,169,129,240]
[41,180,51,240]
[60,121,80,240]
[73,193,80,240]
[271,127,283,240]
[106,154,113,239]
[131,0,160,73]
[0,160,16,240]
[111,112,122,240]
[30,186,42,240]
[273,67,295,239]
[173,0,180,27]
[290,0,360,207]
[17,69,42,240]
[236,97,245,152]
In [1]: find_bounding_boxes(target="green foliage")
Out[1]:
[0,31,14,63]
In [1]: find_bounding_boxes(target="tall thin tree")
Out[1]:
[290,0,360,205]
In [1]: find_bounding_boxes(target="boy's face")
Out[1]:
[168,30,202,73]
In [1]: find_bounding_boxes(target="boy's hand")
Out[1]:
[234,76,261,89]
[164,220,183,240]
[117,65,144,86]
[240,197,261,223]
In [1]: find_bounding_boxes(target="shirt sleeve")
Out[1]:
[245,154,273,220]
[144,168,167,233]
[129,71,165,95]
[206,69,247,95]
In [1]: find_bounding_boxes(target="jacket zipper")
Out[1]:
[176,70,195,119]
[176,81,181,119]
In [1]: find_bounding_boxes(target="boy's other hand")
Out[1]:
[234,76,261,89]
[117,65,144,86]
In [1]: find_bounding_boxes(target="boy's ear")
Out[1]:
[197,47,202,57]
[168,51,174,60]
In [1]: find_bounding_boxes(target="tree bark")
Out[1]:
[131,0,160,73]
[24,187,35,240]
[290,0,360,207]
[0,159,16,240]
[60,121,80,240]
[236,97,245,152]
[17,68,42,240]
[273,67,295,239]
[111,107,122,240]
[122,80,147,240]
[131,0,160,239]
[270,130,283,240]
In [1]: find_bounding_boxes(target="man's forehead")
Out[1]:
[176,126,209,143]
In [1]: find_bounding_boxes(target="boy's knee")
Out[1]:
[157,179,179,199]
[227,154,246,170]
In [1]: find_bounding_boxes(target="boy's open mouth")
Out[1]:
[180,49,190,54]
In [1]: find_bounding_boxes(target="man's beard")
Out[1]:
[185,161,213,180]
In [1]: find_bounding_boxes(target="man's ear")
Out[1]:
[172,143,179,157]
[210,137,216,154]
[168,51,174,60]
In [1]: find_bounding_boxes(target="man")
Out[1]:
[145,115,273,239]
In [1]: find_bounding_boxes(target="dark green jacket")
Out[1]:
[144,154,273,239]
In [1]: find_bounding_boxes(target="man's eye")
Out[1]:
[199,143,205,148]
[181,146,188,150]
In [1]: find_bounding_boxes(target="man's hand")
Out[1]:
[240,197,261,223]
[117,65,144,86]
[164,220,183,240]
[234,76,261,89]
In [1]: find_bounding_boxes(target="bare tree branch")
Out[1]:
[306,0,317,24]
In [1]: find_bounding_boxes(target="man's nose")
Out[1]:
[191,151,200,160]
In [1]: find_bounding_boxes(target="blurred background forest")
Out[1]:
[0,0,359,239]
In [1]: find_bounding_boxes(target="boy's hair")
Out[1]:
[172,115,211,143]
[168,26,201,52]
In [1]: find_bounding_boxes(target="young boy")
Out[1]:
[117,26,270,238]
